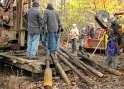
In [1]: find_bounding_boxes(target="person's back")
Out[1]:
[43,3,60,55]
[85,26,90,37]
[44,4,60,33]
[79,28,85,39]
[28,4,43,34]
[89,26,95,38]
[26,1,44,59]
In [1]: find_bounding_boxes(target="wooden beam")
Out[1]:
[19,0,27,46]
[16,0,19,31]
[18,0,23,31]
[16,0,25,46]
[9,1,13,26]
[28,0,32,9]
[0,52,43,73]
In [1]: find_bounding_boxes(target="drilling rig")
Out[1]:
[0,0,32,50]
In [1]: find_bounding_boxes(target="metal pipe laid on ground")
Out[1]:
[76,57,104,78]
[57,50,94,76]
[51,54,71,85]
[57,54,93,86]
[43,59,52,89]
[60,49,103,78]
[78,52,122,76]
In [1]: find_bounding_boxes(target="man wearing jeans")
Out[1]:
[43,3,60,55]
[70,24,79,55]
[26,1,44,59]
[79,27,86,50]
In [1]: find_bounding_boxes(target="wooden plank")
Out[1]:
[20,31,25,46]
[28,0,32,9]
[16,0,19,31]
[2,59,42,73]
[0,52,44,73]
[9,2,13,26]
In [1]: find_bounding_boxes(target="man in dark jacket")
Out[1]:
[110,14,122,46]
[43,3,60,55]
[104,34,120,69]
[79,27,86,51]
[26,1,44,59]
[104,14,120,69]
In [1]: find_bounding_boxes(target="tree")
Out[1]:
[58,0,124,29]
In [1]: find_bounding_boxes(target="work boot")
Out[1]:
[79,45,82,51]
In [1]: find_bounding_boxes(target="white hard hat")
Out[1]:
[73,24,77,27]
[110,14,115,19]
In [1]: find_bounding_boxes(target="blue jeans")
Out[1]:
[56,33,61,50]
[79,38,83,47]
[71,38,77,53]
[26,34,40,58]
[42,32,48,50]
[48,32,57,54]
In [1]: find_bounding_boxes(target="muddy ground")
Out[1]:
[0,50,124,89]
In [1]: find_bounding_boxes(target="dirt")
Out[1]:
[0,51,124,89]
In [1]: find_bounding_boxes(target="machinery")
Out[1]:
[83,10,124,51]
[83,28,106,51]
[0,0,30,50]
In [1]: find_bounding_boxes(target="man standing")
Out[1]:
[104,14,121,69]
[26,1,44,59]
[70,24,79,55]
[43,3,60,55]
[79,27,86,51]
[104,30,120,69]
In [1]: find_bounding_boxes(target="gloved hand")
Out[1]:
[61,27,64,32]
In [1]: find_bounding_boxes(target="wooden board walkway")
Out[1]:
[0,50,70,74]
[0,51,47,73]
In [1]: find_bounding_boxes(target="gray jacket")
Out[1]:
[79,28,87,39]
[27,7,44,35]
[43,9,60,32]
